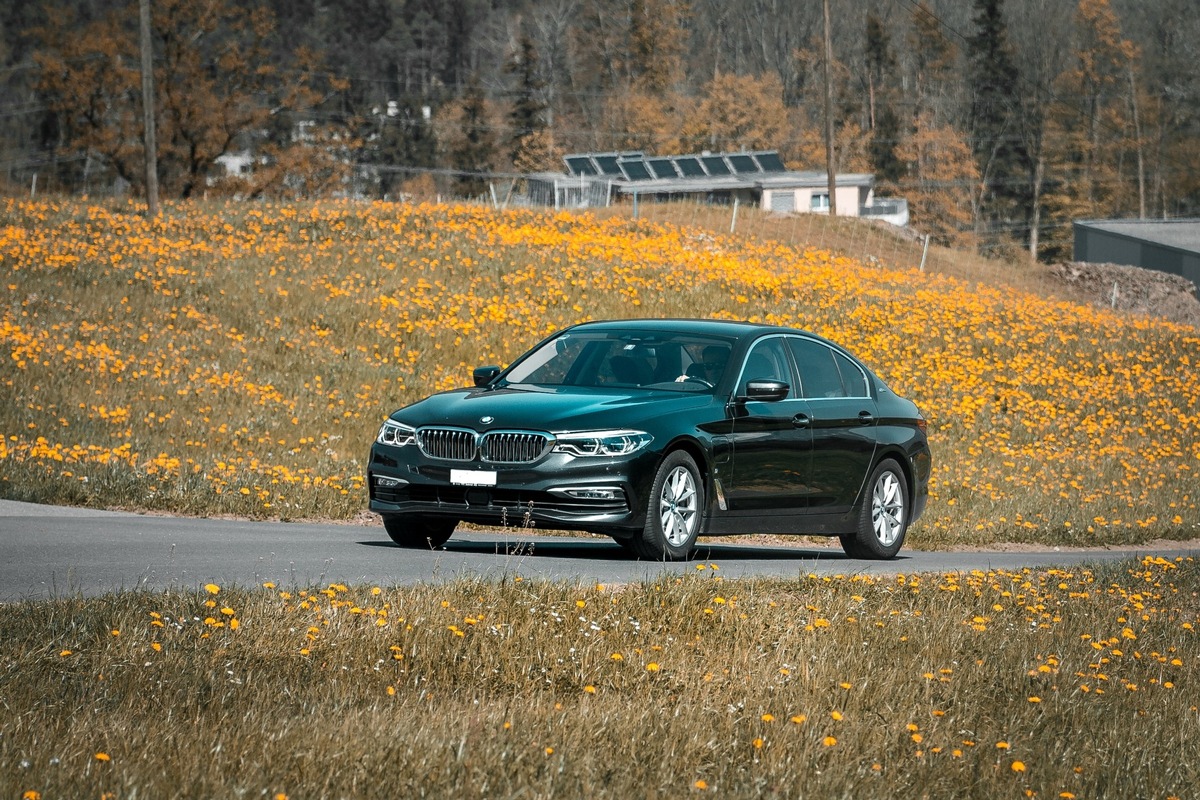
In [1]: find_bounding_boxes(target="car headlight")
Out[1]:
[553,430,653,457]
[376,420,416,447]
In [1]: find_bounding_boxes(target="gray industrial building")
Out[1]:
[1074,219,1200,296]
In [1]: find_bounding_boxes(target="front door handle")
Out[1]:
[792,413,811,429]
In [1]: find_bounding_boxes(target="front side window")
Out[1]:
[737,337,794,397]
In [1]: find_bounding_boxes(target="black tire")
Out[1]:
[383,515,457,549]
[840,459,908,560]
[631,450,704,561]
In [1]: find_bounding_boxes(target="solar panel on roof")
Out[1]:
[564,156,598,176]
[674,157,705,177]
[619,159,653,181]
[755,152,786,172]
[594,155,622,176]
[647,158,678,179]
[728,154,759,174]
[701,155,731,176]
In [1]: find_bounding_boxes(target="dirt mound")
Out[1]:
[1050,261,1200,329]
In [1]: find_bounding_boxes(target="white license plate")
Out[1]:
[450,469,497,487]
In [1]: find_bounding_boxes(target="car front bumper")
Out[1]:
[367,443,660,533]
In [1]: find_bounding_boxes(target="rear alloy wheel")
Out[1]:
[840,459,908,560]
[632,450,704,561]
[383,515,457,549]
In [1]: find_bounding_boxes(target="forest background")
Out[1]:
[1,0,1198,262]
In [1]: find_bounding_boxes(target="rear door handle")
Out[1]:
[858,411,875,425]
[792,413,811,428]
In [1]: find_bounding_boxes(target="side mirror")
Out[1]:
[473,365,501,387]
[738,380,790,403]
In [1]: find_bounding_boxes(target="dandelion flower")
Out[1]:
[752,738,764,749]
[823,736,838,747]
[1011,760,1027,773]
[646,662,660,672]
[694,779,708,790]
[95,752,111,762]
[205,583,220,595]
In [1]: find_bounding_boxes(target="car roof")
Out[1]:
[565,318,792,338]
[561,318,872,373]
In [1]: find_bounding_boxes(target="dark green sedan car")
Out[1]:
[369,319,930,560]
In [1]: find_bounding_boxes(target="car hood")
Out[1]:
[391,385,715,433]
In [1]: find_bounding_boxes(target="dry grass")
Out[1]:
[602,200,1071,299]
[2,557,1197,799]
[2,197,1198,548]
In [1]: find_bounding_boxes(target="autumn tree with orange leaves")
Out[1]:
[34,0,350,200]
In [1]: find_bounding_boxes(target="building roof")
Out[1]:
[553,150,873,196]
[1076,219,1200,255]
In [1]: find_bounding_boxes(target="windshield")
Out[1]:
[502,330,734,392]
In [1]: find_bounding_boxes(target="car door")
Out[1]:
[786,337,879,516]
[724,336,814,517]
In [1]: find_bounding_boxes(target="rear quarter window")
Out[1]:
[832,350,869,397]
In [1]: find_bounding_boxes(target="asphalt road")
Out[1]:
[2,499,1196,601]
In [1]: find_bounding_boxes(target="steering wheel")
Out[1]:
[676,374,714,388]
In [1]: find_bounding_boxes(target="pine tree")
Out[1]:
[966,0,1030,249]
[866,14,903,185]
[907,1,958,124]
[450,75,495,197]
[506,34,548,169]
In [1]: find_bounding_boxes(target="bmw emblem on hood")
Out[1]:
[480,416,495,425]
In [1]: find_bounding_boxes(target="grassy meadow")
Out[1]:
[3,199,1200,798]
[2,197,1198,547]
[2,557,1197,798]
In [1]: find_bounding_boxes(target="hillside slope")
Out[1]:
[1,198,1197,548]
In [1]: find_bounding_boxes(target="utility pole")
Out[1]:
[823,0,837,216]
[139,0,159,217]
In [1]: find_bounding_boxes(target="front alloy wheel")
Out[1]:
[632,450,704,561]
[841,459,908,560]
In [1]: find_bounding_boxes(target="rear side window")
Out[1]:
[786,337,868,398]
[833,351,869,397]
